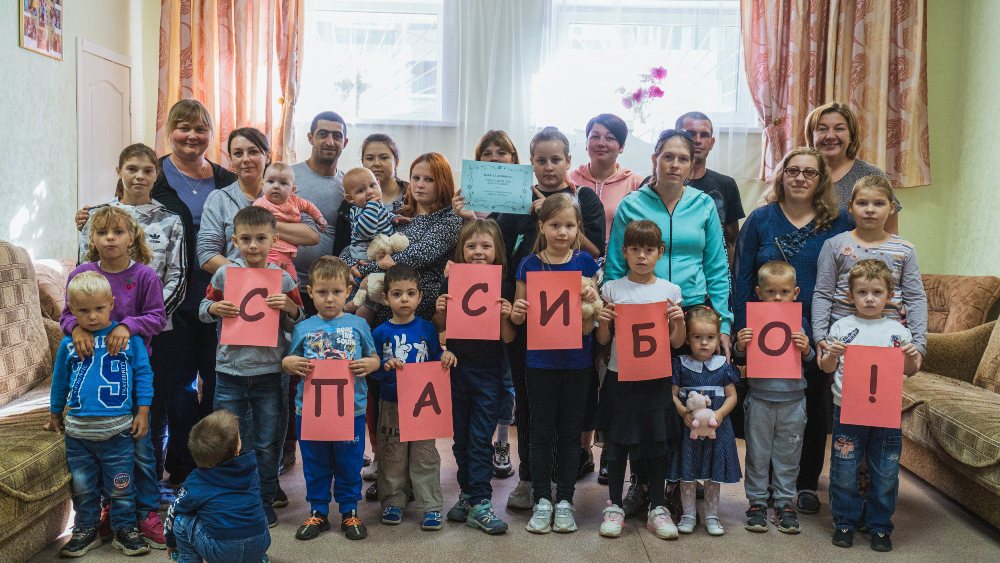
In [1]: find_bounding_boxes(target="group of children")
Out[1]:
[46,127,924,561]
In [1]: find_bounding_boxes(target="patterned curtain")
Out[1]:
[155,0,304,166]
[741,0,930,189]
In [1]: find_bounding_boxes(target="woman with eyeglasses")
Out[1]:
[732,146,852,516]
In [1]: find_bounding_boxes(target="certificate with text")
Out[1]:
[459,160,534,215]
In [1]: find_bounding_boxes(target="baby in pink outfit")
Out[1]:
[252,162,327,280]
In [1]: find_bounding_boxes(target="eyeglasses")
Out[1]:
[657,129,695,142]
[784,167,819,179]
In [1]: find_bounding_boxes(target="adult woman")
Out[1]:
[732,147,853,515]
[607,129,733,351]
[568,114,643,240]
[343,152,463,325]
[804,102,898,233]
[451,130,522,222]
[73,99,235,487]
[197,127,319,272]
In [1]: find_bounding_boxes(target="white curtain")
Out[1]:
[295,0,766,209]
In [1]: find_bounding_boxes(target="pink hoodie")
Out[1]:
[568,163,643,241]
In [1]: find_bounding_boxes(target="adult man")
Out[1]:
[676,111,745,262]
[292,111,349,295]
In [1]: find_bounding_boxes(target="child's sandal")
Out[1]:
[677,514,696,534]
[705,516,724,536]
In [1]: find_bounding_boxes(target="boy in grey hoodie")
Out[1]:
[200,206,304,528]
[733,261,814,535]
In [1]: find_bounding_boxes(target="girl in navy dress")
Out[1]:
[670,306,742,536]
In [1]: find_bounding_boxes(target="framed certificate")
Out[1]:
[459,160,534,215]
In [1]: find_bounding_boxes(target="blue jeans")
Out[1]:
[214,372,287,507]
[296,414,365,515]
[829,406,902,535]
[497,354,515,426]
[452,365,502,504]
[133,428,160,515]
[172,513,269,563]
[66,431,137,530]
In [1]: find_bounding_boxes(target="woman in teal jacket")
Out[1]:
[606,129,732,356]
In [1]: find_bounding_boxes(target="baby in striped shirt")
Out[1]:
[343,167,406,267]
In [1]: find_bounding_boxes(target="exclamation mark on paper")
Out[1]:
[869,365,878,403]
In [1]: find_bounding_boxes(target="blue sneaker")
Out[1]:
[422,511,443,530]
[467,500,508,535]
[448,494,471,522]
[381,506,403,525]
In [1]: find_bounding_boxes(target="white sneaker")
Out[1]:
[646,506,678,539]
[678,514,696,534]
[361,460,377,481]
[705,515,724,536]
[507,480,534,509]
[526,499,553,534]
[552,500,577,533]
[600,504,625,538]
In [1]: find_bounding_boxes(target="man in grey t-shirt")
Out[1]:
[292,111,349,289]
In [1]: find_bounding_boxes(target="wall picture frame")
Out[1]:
[20,0,63,60]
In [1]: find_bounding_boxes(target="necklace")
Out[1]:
[171,156,209,194]
[540,248,571,266]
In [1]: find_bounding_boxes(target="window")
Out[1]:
[531,0,758,134]
[299,0,446,123]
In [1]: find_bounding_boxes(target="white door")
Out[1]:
[78,39,131,208]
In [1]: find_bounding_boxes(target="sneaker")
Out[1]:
[796,490,820,514]
[773,506,800,534]
[365,482,378,501]
[467,499,508,535]
[447,494,471,522]
[577,449,595,480]
[139,511,167,548]
[341,509,367,540]
[61,527,100,557]
[677,514,696,534]
[745,504,768,532]
[264,505,278,529]
[705,515,724,536]
[507,480,534,509]
[278,450,296,476]
[870,531,892,552]
[832,527,854,548]
[422,511,443,531]
[622,473,649,518]
[113,527,151,556]
[552,500,577,533]
[493,441,514,478]
[98,503,113,541]
[273,483,289,508]
[295,510,330,540]
[526,498,553,534]
[361,460,378,481]
[646,506,678,540]
[597,451,608,485]
[600,504,625,538]
[381,506,403,525]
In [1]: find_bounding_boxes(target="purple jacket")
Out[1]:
[59,262,167,354]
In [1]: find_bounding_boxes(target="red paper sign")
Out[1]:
[747,302,802,379]
[615,302,672,381]
[396,362,453,442]
[840,346,904,428]
[526,270,581,350]
[220,267,284,346]
[300,360,356,441]
[446,263,502,340]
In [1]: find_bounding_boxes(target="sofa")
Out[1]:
[0,241,72,563]
[922,274,1000,333]
[901,318,1000,528]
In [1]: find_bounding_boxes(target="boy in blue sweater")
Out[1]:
[282,256,380,541]
[370,264,456,530]
[164,410,270,562]
[734,261,814,535]
[47,271,153,557]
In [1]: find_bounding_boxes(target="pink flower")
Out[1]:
[842,246,854,255]
[649,86,664,98]
[621,96,634,109]
[651,66,667,80]
[632,88,645,103]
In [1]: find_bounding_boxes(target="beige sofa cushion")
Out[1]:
[0,242,53,409]
[925,392,1000,468]
[32,258,74,321]
[973,323,1000,394]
